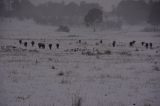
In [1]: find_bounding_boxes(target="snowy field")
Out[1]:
[0,19,160,106]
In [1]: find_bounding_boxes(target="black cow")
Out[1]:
[24,42,27,47]
[141,42,145,46]
[129,42,133,47]
[56,43,59,49]
[38,43,45,49]
[145,43,149,49]
[100,40,103,44]
[38,43,41,49]
[132,40,136,44]
[149,43,153,49]
[78,40,81,43]
[31,41,35,47]
[112,41,116,47]
[129,41,136,47]
[49,44,52,50]
[42,44,45,49]
[19,40,22,45]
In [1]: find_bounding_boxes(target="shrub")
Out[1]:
[57,72,64,76]
[56,25,70,32]
[104,50,111,55]
[119,51,132,56]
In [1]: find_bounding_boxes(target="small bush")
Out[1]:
[144,103,151,106]
[29,50,39,53]
[51,66,55,69]
[56,25,70,32]
[104,50,111,55]
[153,66,160,71]
[48,58,52,61]
[82,50,95,56]
[57,72,64,76]
[119,51,132,56]
[60,79,69,84]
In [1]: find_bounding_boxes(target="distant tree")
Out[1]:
[66,2,79,15]
[0,0,14,17]
[84,8,103,32]
[3,0,34,19]
[80,1,102,16]
[115,0,149,25]
[148,1,160,31]
[0,0,5,16]
[12,0,21,10]
[0,0,103,26]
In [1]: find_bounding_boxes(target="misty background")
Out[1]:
[0,1,160,106]
[0,0,160,31]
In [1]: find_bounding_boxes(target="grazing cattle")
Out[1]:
[38,43,40,48]
[149,43,153,49]
[38,43,41,49]
[129,42,133,47]
[112,41,116,47]
[129,40,136,47]
[100,40,103,44]
[19,40,22,45]
[78,40,81,43]
[42,44,45,49]
[132,40,136,44]
[31,41,35,47]
[56,43,59,49]
[141,42,145,46]
[24,42,27,47]
[145,43,149,49]
[38,43,45,49]
[49,44,52,50]
[74,48,77,52]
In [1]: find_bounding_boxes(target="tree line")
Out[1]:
[0,0,102,25]
[112,0,160,29]
[84,0,160,31]
[0,0,160,31]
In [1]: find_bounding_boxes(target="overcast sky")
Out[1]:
[30,0,121,11]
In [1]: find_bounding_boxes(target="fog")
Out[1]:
[30,0,121,11]
[0,0,160,106]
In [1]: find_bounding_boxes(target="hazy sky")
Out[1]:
[30,0,121,11]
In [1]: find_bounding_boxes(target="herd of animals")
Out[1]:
[17,39,154,52]
[19,39,59,50]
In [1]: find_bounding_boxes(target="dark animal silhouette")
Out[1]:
[145,43,149,49]
[42,44,45,49]
[132,40,136,44]
[129,41,136,47]
[31,41,35,47]
[49,44,52,50]
[24,42,27,47]
[56,43,59,49]
[149,43,152,49]
[129,42,133,47]
[19,40,22,45]
[38,43,41,49]
[38,43,45,49]
[141,42,145,46]
[100,40,103,44]
[78,40,81,43]
[112,41,116,47]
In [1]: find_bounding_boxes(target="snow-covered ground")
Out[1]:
[0,19,160,106]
